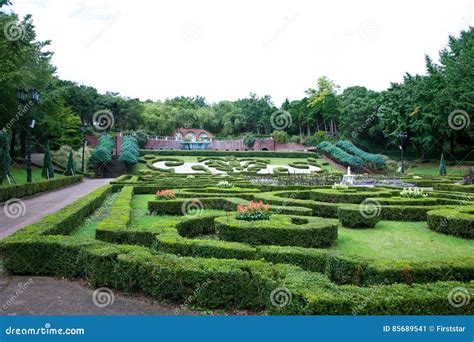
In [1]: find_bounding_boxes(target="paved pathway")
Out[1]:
[0,179,112,238]
[0,276,203,315]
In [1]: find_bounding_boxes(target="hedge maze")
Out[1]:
[1,172,473,315]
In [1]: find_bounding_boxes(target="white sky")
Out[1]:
[9,0,474,105]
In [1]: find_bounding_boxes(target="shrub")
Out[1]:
[335,140,386,170]
[288,162,310,169]
[400,187,428,198]
[331,183,348,190]
[271,130,289,143]
[0,175,83,202]
[119,136,139,165]
[337,206,380,228]
[155,190,176,200]
[427,206,474,239]
[236,201,271,221]
[217,180,233,188]
[216,214,338,248]
[316,141,364,170]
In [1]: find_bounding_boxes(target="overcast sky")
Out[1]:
[9,0,474,105]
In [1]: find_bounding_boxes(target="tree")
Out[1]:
[64,150,75,176]
[89,135,113,166]
[0,130,13,184]
[119,136,139,166]
[439,153,447,176]
[41,140,54,179]
[271,130,289,143]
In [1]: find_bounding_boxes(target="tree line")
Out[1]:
[1,3,472,160]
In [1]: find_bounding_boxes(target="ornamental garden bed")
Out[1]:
[1,173,473,315]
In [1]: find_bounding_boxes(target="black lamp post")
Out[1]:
[17,88,39,183]
[397,131,407,173]
[80,115,89,173]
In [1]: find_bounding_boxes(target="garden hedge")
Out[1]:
[336,140,386,170]
[0,175,83,202]
[316,141,364,170]
[215,214,338,248]
[337,206,380,228]
[427,206,474,239]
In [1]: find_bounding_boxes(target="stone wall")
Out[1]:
[87,135,308,151]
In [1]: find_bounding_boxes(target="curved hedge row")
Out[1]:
[427,206,474,239]
[316,141,364,170]
[215,214,338,248]
[336,140,386,170]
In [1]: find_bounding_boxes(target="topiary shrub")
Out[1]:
[337,206,380,228]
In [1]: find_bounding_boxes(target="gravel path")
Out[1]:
[0,179,112,239]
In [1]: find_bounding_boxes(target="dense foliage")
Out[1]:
[89,135,114,166]
[0,2,472,162]
[316,141,364,170]
[118,136,139,165]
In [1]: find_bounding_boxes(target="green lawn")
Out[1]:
[1,166,65,187]
[131,195,474,263]
[70,194,118,239]
[332,220,474,261]
[130,194,226,230]
[408,163,471,176]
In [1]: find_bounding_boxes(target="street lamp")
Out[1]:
[17,88,39,183]
[397,131,408,173]
[80,115,89,173]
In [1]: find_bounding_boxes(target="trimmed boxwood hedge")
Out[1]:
[310,188,394,203]
[336,140,386,170]
[316,141,364,170]
[215,214,338,248]
[427,206,474,239]
[0,175,83,202]
[337,206,380,228]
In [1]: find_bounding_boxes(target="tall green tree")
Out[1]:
[64,149,75,176]
[41,140,54,179]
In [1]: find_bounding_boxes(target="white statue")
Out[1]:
[347,167,351,175]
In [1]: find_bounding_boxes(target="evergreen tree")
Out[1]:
[0,130,13,184]
[41,140,55,179]
[65,150,75,176]
[439,153,447,176]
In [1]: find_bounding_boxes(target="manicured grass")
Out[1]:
[332,220,474,261]
[1,166,64,187]
[70,194,118,239]
[130,194,226,230]
[408,163,471,176]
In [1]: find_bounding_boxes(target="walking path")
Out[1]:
[0,178,112,238]
[0,276,202,315]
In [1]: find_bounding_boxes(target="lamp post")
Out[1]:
[397,131,407,173]
[80,115,89,173]
[17,88,39,183]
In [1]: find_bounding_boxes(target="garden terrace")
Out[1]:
[0,172,473,315]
